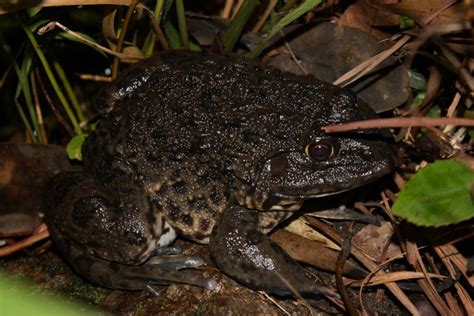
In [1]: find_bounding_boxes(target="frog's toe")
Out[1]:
[147,270,218,290]
[154,245,182,256]
[70,245,216,290]
[144,254,217,289]
[147,254,205,270]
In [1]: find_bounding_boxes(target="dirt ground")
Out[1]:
[2,237,405,315]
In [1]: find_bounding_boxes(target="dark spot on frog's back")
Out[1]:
[188,197,209,211]
[167,200,181,221]
[181,213,193,226]
[199,218,210,231]
[198,174,210,186]
[172,181,187,194]
[210,186,222,204]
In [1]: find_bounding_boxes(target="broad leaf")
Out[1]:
[393,159,474,226]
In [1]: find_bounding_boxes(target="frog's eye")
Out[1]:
[305,141,335,161]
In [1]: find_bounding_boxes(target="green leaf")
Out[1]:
[468,128,474,141]
[400,16,415,30]
[249,0,322,58]
[409,70,426,91]
[66,134,86,161]
[163,21,182,49]
[223,0,259,53]
[20,17,83,136]
[0,272,95,315]
[427,105,441,118]
[392,160,474,226]
[175,0,189,49]
[409,91,425,108]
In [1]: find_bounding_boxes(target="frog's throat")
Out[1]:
[255,189,350,211]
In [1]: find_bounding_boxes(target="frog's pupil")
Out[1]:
[309,142,333,160]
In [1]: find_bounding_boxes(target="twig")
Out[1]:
[335,235,359,315]
[305,217,420,315]
[38,22,145,61]
[251,0,278,33]
[322,117,474,133]
[0,224,49,257]
[259,291,291,316]
[112,0,139,80]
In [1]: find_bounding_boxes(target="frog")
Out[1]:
[45,51,395,296]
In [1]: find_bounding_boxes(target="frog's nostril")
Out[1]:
[363,149,372,157]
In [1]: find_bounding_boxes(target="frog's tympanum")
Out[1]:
[45,51,394,295]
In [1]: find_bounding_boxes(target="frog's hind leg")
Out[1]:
[50,229,216,290]
[209,205,338,297]
[45,171,216,290]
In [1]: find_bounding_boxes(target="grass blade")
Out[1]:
[249,0,322,58]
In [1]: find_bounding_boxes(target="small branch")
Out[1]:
[111,0,139,79]
[322,117,474,133]
[0,225,49,257]
[38,21,145,61]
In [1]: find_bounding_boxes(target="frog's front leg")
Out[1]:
[45,171,216,290]
[209,205,337,297]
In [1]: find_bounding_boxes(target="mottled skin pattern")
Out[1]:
[45,51,394,294]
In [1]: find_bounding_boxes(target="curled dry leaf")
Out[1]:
[338,0,401,40]
[270,229,367,279]
[283,217,339,250]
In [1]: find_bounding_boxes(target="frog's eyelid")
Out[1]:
[264,149,292,159]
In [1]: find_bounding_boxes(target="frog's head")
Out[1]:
[239,89,396,210]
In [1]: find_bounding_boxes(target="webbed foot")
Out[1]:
[55,235,216,290]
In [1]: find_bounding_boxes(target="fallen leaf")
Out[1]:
[269,22,410,112]
[0,143,73,216]
[339,0,400,40]
[271,229,367,279]
[352,221,402,262]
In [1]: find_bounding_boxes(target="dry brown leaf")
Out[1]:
[352,221,402,263]
[270,229,367,279]
[284,217,339,250]
[0,143,72,215]
[374,0,468,24]
[338,0,400,41]
[352,271,447,287]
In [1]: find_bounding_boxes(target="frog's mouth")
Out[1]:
[272,187,352,200]
[270,168,391,200]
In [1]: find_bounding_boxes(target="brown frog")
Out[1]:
[45,51,394,295]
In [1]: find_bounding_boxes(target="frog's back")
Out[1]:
[83,51,383,242]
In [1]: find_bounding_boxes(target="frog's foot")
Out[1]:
[52,231,216,290]
[209,205,338,297]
